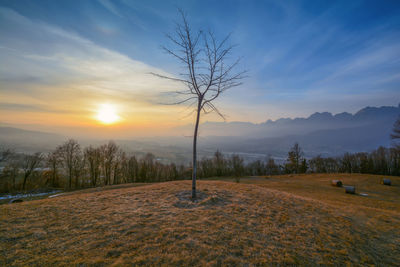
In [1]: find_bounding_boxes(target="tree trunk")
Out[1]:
[192,101,201,199]
[22,174,28,190]
[52,169,56,187]
[12,175,15,191]
[69,168,72,189]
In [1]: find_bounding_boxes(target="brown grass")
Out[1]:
[0,183,149,205]
[1,174,399,266]
[232,173,400,213]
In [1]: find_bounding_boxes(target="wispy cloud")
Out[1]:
[98,0,123,18]
[0,102,79,114]
[0,7,180,126]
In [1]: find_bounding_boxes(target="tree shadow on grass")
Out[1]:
[173,190,231,209]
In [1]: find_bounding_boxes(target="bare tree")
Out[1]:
[22,152,43,190]
[84,146,102,187]
[58,139,81,189]
[152,10,245,198]
[139,153,155,182]
[286,143,304,174]
[47,149,61,187]
[266,156,279,175]
[118,151,129,184]
[100,141,118,185]
[2,151,19,191]
[213,150,226,177]
[230,154,244,182]
[127,155,139,183]
[72,151,85,188]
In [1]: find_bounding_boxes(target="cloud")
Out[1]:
[0,7,180,120]
[317,40,400,85]
[0,102,78,114]
[0,103,48,112]
[98,0,123,18]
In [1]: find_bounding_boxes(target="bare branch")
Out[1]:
[156,96,198,106]
[149,72,192,85]
[204,102,226,120]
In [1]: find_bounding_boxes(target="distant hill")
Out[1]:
[0,126,65,153]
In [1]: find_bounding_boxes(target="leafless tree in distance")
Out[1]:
[22,152,43,190]
[84,146,102,187]
[47,149,62,187]
[152,9,245,199]
[58,139,81,189]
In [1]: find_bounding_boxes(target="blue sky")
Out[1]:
[0,0,399,136]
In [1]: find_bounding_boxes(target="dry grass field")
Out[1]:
[1,174,399,266]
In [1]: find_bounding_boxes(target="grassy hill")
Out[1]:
[1,174,399,266]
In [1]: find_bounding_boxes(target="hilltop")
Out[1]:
[1,174,399,265]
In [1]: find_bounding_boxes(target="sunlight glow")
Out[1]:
[96,103,120,124]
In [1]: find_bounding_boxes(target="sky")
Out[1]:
[0,0,399,138]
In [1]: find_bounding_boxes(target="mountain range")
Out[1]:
[192,104,400,160]
[176,105,400,138]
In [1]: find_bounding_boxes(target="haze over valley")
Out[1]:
[1,104,398,163]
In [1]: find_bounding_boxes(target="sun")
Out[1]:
[96,103,120,125]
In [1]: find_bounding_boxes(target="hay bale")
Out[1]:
[382,178,391,186]
[331,180,343,187]
[344,186,356,194]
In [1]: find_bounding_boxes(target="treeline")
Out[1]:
[199,144,400,177]
[283,143,400,176]
[0,140,190,193]
[1,140,399,193]
[197,151,280,178]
